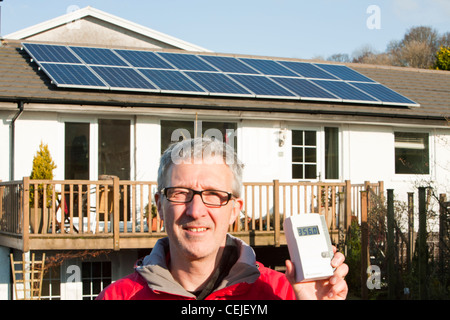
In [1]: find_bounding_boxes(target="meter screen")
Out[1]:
[297,225,320,237]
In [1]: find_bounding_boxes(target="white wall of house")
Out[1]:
[2,107,449,218]
[0,246,11,300]
[3,109,449,189]
[12,111,61,181]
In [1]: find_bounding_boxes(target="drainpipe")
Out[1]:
[10,101,24,181]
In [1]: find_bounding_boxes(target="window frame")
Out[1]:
[394,130,431,176]
[290,126,341,181]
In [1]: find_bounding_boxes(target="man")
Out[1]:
[97,138,348,300]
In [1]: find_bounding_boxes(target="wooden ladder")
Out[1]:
[10,253,46,300]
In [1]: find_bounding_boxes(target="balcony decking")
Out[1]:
[0,177,383,252]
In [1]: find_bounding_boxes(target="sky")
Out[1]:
[1,0,449,60]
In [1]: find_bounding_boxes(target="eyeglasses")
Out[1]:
[162,187,234,207]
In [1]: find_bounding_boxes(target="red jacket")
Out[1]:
[97,236,295,300]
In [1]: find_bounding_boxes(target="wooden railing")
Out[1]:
[240,180,383,245]
[0,178,383,251]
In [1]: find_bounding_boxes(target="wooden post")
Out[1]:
[438,194,447,285]
[360,190,369,300]
[386,189,395,299]
[407,192,414,272]
[23,177,30,253]
[338,191,345,248]
[273,180,280,247]
[345,180,352,231]
[418,187,427,300]
[113,176,120,251]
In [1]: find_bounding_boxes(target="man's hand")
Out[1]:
[285,246,349,300]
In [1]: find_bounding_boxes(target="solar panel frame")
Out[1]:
[90,66,158,92]
[350,82,419,106]
[277,61,338,80]
[270,77,340,101]
[184,71,254,97]
[114,49,174,69]
[22,42,420,107]
[70,46,129,66]
[229,74,298,99]
[23,43,81,64]
[157,52,217,71]
[314,64,376,83]
[198,55,260,74]
[138,69,207,94]
[238,58,298,77]
[311,80,380,104]
[39,63,108,89]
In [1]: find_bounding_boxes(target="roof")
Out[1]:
[0,41,449,126]
[3,6,211,52]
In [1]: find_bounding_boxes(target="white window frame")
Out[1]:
[289,125,342,181]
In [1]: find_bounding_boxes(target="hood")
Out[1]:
[136,235,260,298]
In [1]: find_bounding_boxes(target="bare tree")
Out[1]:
[388,26,440,68]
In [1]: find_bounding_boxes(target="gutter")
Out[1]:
[10,101,24,180]
[0,96,446,122]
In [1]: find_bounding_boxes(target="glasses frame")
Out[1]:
[162,187,234,207]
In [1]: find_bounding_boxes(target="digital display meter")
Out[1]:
[284,213,335,282]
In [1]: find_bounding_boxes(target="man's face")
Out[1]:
[156,160,243,262]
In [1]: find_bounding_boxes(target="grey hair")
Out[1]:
[157,137,244,197]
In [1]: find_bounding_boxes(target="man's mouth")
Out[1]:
[184,227,208,232]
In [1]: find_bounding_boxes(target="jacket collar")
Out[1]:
[136,235,260,298]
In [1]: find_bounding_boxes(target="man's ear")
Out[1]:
[229,198,243,225]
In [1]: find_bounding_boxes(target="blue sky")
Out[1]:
[1,0,449,60]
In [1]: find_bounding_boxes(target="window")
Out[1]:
[98,119,130,180]
[65,122,89,179]
[41,266,61,300]
[395,132,429,174]
[82,261,112,300]
[292,127,339,180]
[292,130,317,179]
[160,120,237,153]
[324,127,339,179]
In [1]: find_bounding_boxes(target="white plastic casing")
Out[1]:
[284,213,335,282]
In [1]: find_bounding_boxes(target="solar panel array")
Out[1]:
[22,43,419,107]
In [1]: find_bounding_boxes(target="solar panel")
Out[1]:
[315,64,376,83]
[312,80,379,103]
[115,49,174,69]
[157,52,216,71]
[229,74,296,98]
[350,82,418,105]
[22,42,419,107]
[39,63,107,88]
[239,58,297,76]
[23,43,81,63]
[271,77,339,100]
[90,66,157,91]
[184,72,252,96]
[138,69,206,93]
[70,46,128,66]
[199,55,259,74]
[278,61,338,80]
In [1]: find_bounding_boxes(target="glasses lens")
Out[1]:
[202,190,230,206]
[165,188,192,202]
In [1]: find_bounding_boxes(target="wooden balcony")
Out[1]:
[0,177,383,252]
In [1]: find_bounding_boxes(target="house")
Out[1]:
[0,7,449,300]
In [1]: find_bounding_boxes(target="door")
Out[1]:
[98,119,130,180]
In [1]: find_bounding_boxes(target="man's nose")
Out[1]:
[185,193,208,218]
